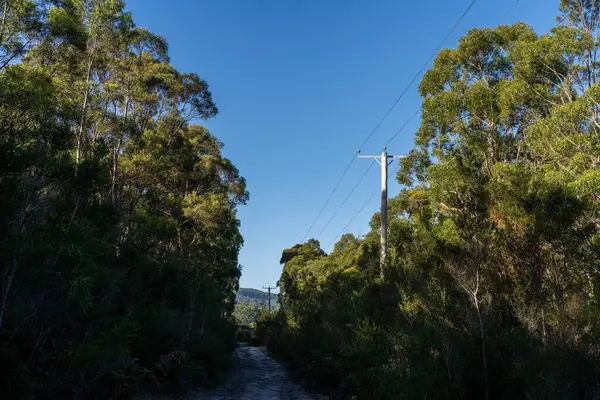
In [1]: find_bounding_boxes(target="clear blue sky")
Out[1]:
[126,0,559,290]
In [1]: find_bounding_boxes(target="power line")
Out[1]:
[501,0,521,21]
[327,190,378,249]
[554,13,568,28]
[327,163,402,250]
[266,265,282,289]
[327,0,528,250]
[316,107,419,241]
[262,285,277,312]
[327,0,556,252]
[384,107,422,148]
[299,0,479,243]
[300,153,356,243]
[267,272,280,288]
[313,108,419,253]
[361,0,479,151]
[270,163,377,285]
[315,159,376,239]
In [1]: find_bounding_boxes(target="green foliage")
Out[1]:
[0,0,246,398]
[233,300,265,327]
[263,2,600,399]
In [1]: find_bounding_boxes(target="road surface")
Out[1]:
[190,344,316,400]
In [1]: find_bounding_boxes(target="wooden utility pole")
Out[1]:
[262,285,277,312]
[357,149,405,278]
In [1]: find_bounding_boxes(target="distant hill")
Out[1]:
[237,288,279,309]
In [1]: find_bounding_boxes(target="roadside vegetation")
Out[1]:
[259,1,600,399]
[0,1,247,398]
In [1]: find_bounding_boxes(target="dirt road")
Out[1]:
[190,344,316,400]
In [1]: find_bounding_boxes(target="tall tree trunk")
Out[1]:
[111,99,128,206]
[541,307,548,350]
[187,289,197,341]
[76,52,94,167]
[474,297,489,400]
[0,0,9,47]
[111,137,122,206]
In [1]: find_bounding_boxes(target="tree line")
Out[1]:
[0,0,247,398]
[259,1,600,399]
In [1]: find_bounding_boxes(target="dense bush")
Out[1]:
[260,2,600,399]
[0,1,247,398]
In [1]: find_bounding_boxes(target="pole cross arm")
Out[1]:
[357,155,382,165]
[356,155,406,159]
[388,156,406,166]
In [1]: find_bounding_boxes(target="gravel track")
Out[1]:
[189,344,316,400]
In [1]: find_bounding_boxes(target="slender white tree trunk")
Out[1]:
[76,53,94,166]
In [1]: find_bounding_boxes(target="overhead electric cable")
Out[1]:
[315,160,376,239]
[300,0,480,242]
[327,163,402,249]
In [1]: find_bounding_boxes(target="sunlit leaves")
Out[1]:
[0,0,246,397]
[266,5,600,399]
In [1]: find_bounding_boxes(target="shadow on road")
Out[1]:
[189,343,317,400]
